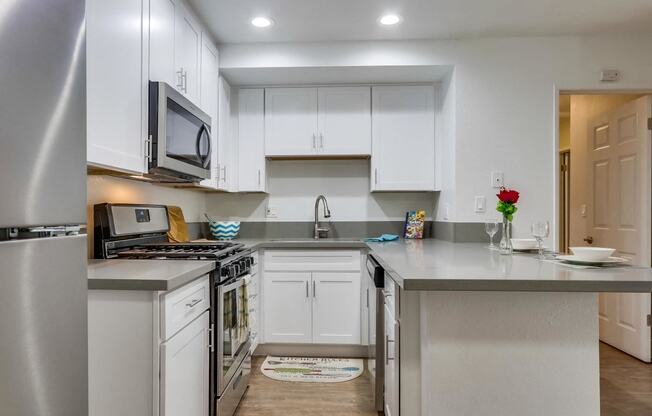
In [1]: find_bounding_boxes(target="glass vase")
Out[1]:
[499,215,513,255]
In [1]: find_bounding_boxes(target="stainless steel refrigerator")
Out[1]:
[0,1,88,415]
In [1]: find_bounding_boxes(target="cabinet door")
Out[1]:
[198,35,219,189]
[371,85,435,191]
[161,311,210,416]
[384,303,399,416]
[312,272,361,344]
[318,87,371,155]
[238,89,266,192]
[263,272,312,343]
[174,2,201,103]
[216,77,234,191]
[265,88,318,156]
[149,0,176,86]
[86,0,146,173]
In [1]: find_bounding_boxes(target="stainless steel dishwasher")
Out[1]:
[366,254,385,412]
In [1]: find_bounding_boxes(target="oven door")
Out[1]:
[216,275,251,396]
[149,82,212,180]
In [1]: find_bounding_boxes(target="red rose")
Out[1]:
[497,188,519,204]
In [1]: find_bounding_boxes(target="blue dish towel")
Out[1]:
[364,234,399,242]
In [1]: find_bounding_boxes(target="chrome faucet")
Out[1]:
[314,195,331,239]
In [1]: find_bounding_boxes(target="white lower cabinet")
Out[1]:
[262,270,361,345]
[161,311,210,416]
[384,280,400,416]
[312,272,361,344]
[263,272,312,343]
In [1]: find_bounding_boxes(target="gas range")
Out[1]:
[93,203,252,282]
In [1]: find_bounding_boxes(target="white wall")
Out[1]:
[205,159,436,221]
[220,34,652,239]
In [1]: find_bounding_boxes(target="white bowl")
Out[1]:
[569,247,615,261]
[510,238,538,250]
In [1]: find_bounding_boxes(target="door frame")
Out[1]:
[553,88,652,361]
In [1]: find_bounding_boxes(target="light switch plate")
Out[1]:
[580,204,587,218]
[475,196,486,213]
[491,171,504,188]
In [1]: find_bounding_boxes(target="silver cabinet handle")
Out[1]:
[176,67,184,90]
[182,70,188,93]
[305,281,309,298]
[374,168,378,184]
[320,132,324,149]
[386,335,395,364]
[313,280,316,297]
[208,324,214,352]
[366,288,369,308]
[312,133,316,150]
[186,298,202,308]
[258,169,261,186]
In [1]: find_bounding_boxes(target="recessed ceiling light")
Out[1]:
[251,16,274,28]
[378,14,402,26]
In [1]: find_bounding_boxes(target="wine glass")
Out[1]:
[531,221,550,259]
[484,219,500,250]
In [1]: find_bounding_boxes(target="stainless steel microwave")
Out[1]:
[147,82,212,182]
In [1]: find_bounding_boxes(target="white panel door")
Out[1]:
[238,89,266,192]
[86,0,146,173]
[161,311,209,416]
[317,87,371,155]
[312,273,361,344]
[371,85,435,191]
[198,36,219,189]
[265,88,318,156]
[588,96,652,362]
[149,0,176,86]
[174,2,201,103]
[263,272,312,343]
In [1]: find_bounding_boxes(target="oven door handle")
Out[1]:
[221,277,244,293]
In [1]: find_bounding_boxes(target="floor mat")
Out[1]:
[261,356,364,383]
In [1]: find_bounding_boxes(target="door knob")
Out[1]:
[583,236,594,244]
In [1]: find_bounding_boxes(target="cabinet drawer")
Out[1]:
[264,250,361,272]
[161,275,210,340]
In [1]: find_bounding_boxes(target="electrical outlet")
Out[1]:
[443,203,450,220]
[265,205,278,218]
[491,171,504,188]
[474,196,486,213]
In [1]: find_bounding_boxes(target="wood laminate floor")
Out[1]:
[601,342,652,416]
[235,345,652,415]
[234,356,377,416]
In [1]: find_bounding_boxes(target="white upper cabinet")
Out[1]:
[86,0,147,174]
[174,2,201,103]
[265,88,319,156]
[264,87,371,157]
[237,89,266,192]
[216,77,235,191]
[371,85,435,191]
[198,35,219,189]
[317,87,371,155]
[149,0,176,87]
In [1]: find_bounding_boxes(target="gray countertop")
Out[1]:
[87,259,215,291]
[365,240,652,292]
[87,238,652,293]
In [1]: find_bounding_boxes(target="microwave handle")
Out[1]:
[196,124,211,168]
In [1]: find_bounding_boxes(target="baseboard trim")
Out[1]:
[253,343,369,358]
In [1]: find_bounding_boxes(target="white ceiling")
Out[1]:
[188,0,652,44]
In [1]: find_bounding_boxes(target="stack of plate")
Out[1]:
[557,247,627,265]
